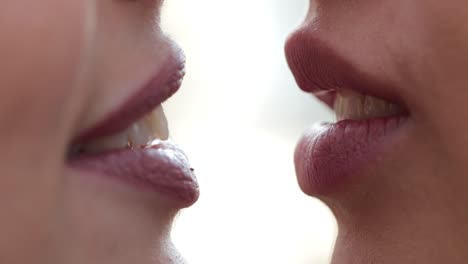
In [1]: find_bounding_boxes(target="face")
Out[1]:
[0,1,197,263]
[286,0,468,263]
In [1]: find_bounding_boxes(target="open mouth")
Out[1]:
[286,31,409,196]
[70,105,169,156]
[334,89,405,122]
[67,47,199,207]
[296,88,408,196]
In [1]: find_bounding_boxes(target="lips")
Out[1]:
[286,28,408,195]
[68,44,199,207]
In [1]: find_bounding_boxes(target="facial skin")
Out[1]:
[0,1,186,263]
[286,0,468,263]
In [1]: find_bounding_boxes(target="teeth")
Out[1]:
[145,105,169,141]
[334,89,403,121]
[79,105,169,154]
[80,130,130,154]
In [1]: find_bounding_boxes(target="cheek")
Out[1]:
[407,1,468,154]
[0,0,95,151]
[380,0,468,181]
[0,1,96,259]
[325,0,468,148]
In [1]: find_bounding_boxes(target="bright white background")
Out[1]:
[162,1,337,263]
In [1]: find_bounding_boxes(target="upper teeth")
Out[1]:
[334,89,403,121]
[76,105,169,154]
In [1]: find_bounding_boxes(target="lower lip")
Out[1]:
[294,116,406,196]
[68,141,199,207]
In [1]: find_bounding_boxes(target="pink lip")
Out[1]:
[75,47,186,143]
[69,141,199,207]
[286,28,408,196]
[285,31,404,108]
[68,44,199,207]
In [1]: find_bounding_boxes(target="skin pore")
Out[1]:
[0,1,186,263]
[286,0,468,263]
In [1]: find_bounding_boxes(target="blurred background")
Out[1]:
[161,1,337,263]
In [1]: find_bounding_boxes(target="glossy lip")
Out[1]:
[285,27,409,196]
[68,44,199,208]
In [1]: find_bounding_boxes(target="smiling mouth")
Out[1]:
[286,31,410,195]
[67,46,199,207]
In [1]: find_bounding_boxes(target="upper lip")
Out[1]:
[285,27,405,110]
[73,46,186,144]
